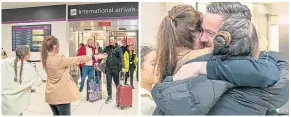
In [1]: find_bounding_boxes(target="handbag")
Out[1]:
[69,65,80,85]
[98,58,106,73]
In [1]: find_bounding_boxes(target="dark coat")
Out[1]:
[152,51,289,115]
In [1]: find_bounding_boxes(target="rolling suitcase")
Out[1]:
[116,71,132,109]
[86,67,102,102]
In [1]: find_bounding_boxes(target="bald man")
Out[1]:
[102,38,124,104]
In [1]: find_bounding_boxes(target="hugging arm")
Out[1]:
[151,75,233,115]
[206,52,279,87]
[118,48,124,68]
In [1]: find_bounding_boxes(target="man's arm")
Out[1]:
[261,51,289,108]
[76,46,84,56]
[102,46,109,54]
[206,52,279,87]
[99,46,109,63]
[118,48,124,68]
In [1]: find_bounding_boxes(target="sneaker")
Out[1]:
[105,97,112,104]
[79,87,83,92]
[131,86,135,89]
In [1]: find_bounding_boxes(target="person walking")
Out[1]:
[102,39,124,104]
[77,39,98,92]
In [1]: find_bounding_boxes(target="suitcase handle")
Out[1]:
[119,71,126,84]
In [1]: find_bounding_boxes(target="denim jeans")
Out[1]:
[80,66,94,89]
[49,103,71,115]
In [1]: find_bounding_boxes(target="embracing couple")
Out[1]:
[144,2,288,115]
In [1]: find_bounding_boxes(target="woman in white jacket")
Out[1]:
[2,46,42,115]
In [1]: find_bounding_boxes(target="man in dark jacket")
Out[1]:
[152,2,289,115]
[120,39,129,54]
[102,38,124,104]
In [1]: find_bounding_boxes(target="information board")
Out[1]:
[12,24,51,52]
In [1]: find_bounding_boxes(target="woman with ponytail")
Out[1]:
[154,5,212,82]
[40,35,107,115]
[2,46,42,115]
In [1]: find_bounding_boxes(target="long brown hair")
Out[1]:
[14,46,30,84]
[40,35,59,68]
[155,5,202,81]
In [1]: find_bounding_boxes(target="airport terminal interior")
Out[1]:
[2,2,139,116]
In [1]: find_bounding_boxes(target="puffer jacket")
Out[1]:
[152,75,234,115]
[152,51,289,115]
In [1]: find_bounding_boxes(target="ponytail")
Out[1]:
[14,58,18,83]
[41,39,49,68]
[14,46,29,84]
[40,35,59,69]
[156,16,179,81]
[19,60,24,84]
[13,59,24,84]
[155,5,202,81]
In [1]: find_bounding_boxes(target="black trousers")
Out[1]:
[105,68,120,97]
[49,103,71,115]
[125,65,135,87]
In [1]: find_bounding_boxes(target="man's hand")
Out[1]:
[173,62,207,81]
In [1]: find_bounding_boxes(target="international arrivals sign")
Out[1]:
[68,2,138,21]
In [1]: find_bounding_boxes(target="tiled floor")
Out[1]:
[23,75,139,116]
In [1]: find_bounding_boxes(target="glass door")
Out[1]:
[106,30,138,52]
